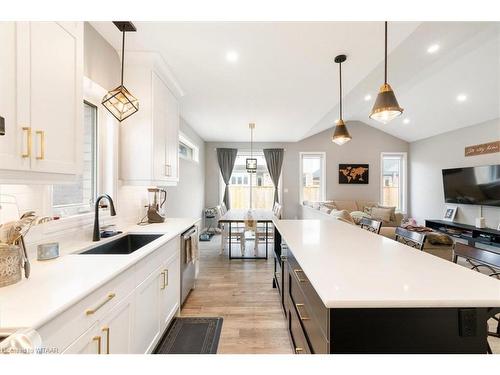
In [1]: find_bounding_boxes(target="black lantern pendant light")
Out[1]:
[246,123,257,173]
[332,54,352,146]
[102,21,139,122]
[369,22,403,124]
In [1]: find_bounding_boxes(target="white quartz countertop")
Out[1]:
[0,218,199,330]
[273,219,500,308]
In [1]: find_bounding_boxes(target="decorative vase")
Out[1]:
[0,244,23,288]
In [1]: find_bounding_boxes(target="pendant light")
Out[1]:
[102,21,139,122]
[369,22,403,124]
[246,123,257,173]
[332,55,352,146]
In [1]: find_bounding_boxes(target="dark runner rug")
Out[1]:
[154,317,223,354]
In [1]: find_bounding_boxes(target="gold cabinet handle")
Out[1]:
[93,336,102,354]
[35,130,45,160]
[21,127,32,158]
[85,293,116,315]
[101,327,110,354]
[160,270,167,290]
[295,303,310,321]
[295,347,304,354]
[293,269,307,283]
[164,269,169,288]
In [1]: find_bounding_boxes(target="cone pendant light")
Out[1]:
[102,21,139,122]
[332,55,352,146]
[369,22,403,124]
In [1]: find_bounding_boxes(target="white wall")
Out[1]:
[205,121,409,219]
[409,118,500,228]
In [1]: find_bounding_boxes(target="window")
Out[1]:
[52,102,97,216]
[300,152,325,203]
[381,152,407,213]
[179,132,199,162]
[226,151,279,209]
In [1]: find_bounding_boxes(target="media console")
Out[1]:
[425,219,500,250]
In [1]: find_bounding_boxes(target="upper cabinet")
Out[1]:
[119,52,182,186]
[0,22,83,181]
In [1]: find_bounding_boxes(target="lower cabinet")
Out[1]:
[44,236,181,354]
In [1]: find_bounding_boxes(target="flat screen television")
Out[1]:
[442,165,500,207]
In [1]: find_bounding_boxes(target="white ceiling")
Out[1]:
[91,21,500,143]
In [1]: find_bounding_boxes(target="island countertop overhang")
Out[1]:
[273,219,500,309]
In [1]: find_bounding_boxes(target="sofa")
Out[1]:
[301,201,453,262]
[302,200,404,227]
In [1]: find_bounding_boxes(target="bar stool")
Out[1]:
[360,217,382,234]
[395,227,427,250]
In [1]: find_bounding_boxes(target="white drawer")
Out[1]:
[38,266,135,353]
[135,237,179,285]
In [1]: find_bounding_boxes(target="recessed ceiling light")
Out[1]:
[427,44,440,54]
[364,94,372,101]
[225,51,239,63]
[456,94,467,102]
[403,118,410,124]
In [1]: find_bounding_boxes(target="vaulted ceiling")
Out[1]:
[92,21,500,143]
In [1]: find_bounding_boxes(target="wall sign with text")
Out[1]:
[465,141,499,157]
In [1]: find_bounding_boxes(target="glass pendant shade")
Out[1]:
[369,83,403,124]
[102,85,139,122]
[332,119,352,145]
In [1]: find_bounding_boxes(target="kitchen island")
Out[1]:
[272,219,500,354]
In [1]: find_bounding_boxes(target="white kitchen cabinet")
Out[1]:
[132,264,163,354]
[0,21,83,180]
[62,323,101,354]
[119,52,181,186]
[99,293,134,354]
[160,252,181,331]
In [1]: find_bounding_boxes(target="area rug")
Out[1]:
[154,317,223,354]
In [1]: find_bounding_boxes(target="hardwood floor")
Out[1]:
[181,234,292,354]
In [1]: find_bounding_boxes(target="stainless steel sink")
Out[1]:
[79,234,162,255]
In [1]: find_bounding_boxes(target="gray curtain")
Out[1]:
[263,148,284,204]
[216,148,238,209]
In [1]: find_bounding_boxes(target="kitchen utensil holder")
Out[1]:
[0,244,23,288]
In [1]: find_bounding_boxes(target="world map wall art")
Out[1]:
[339,164,369,184]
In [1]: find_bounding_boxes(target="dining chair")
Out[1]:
[218,205,244,255]
[394,227,427,251]
[360,217,382,234]
[452,242,500,354]
[243,218,258,256]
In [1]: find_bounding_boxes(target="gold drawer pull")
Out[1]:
[295,347,304,354]
[293,269,307,282]
[85,293,116,315]
[93,336,102,354]
[161,269,168,289]
[35,130,45,160]
[295,303,310,321]
[21,127,32,158]
[165,164,171,176]
[101,327,110,354]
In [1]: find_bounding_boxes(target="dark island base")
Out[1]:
[330,307,489,354]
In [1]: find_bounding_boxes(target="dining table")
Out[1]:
[218,208,274,260]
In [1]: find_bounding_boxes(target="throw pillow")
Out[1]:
[350,211,371,225]
[363,206,373,216]
[377,204,396,222]
[319,206,332,214]
[330,209,355,224]
[370,207,392,222]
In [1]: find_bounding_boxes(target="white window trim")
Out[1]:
[299,152,326,204]
[50,77,118,220]
[380,152,407,214]
[179,132,199,163]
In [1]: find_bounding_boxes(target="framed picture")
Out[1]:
[443,206,457,222]
[339,164,369,184]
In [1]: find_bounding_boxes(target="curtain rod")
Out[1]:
[214,148,287,151]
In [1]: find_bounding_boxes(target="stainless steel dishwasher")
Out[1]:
[180,225,198,305]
